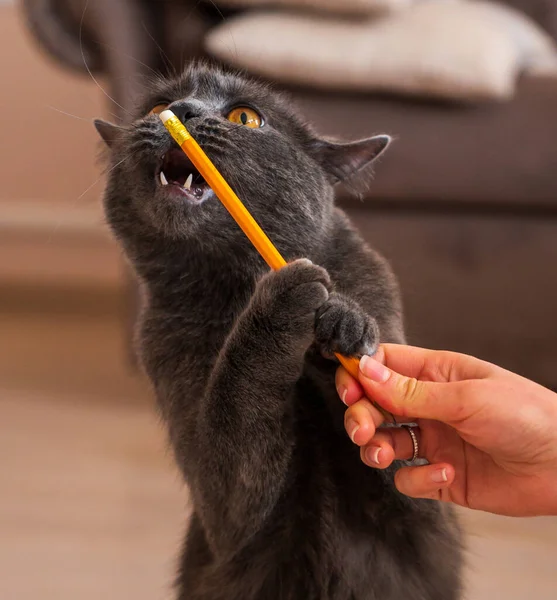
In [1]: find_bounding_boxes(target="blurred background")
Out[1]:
[1,0,556,598]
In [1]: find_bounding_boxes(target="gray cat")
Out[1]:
[95,63,462,600]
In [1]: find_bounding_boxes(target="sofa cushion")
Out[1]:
[503,0,557,41]
[216,0,410,17]
[206,1,557,102]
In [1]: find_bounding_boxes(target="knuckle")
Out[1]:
[450,380,481,422]
[394,467,428,499]
[399,376,422,405]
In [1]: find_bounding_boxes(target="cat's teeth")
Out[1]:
[184,173,193,190]
[159,171,168,186]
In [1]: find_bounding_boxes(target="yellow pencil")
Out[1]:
[159,109,378,397]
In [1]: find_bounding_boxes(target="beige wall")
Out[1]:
[0,5,123,291]
[0,5,143,401]
[0,6,104,209]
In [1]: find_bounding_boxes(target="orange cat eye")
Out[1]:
[227,107,263,129]
[150,103,169,116]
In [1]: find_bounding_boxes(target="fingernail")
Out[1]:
[346,419,360,444]
[360,355,390,383]
[365,446,382,465]
[431,468,448,484]
[338,385,348,405]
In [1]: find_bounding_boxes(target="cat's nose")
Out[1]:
[169,100,205,124]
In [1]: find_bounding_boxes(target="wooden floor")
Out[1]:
[2,390,556,600]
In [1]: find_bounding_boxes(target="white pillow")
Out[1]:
[217,0,413,17]
[206,0,557,102]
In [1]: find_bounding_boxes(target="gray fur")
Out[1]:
[96,63,462,600]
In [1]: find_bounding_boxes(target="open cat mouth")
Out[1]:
[157,148,211,202]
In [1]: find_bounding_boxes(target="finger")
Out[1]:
[360,432,396,469]
[357,355,474,423]
[394,463,455,499]
[360,424,424,469]
[344,398,385,446]
[380,343,494,383]
[335,366,364,406]
[377,425,420,458]
[335,347,387,406]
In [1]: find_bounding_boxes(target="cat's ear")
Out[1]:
[94,119,123,148]
[308,135,391,191]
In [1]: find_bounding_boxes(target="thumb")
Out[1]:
[358,355,466,423]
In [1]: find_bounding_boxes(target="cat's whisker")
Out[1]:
[203,0,240,61]
[141,20,176,78]
[79,0,134,119]
[46,153,139,245]
[177,8,201,71]
[77,152,139,205]
[92,41,161,78]
[223,123,246,136]
[175,0,230,69]
[46,106,95,122]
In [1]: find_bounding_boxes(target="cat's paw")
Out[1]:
[252,259,331,329]
[314,293,379,359]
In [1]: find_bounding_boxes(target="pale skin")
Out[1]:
[335,344,557,517]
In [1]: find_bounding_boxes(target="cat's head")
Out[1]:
[95,63,390,260]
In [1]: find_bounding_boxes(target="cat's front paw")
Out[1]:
[252,259,331,331]
[315,293,379,359]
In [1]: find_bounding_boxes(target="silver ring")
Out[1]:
[402,425,419,462]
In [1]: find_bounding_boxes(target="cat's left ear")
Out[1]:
[308,135,391,188]
[94,119,124,148]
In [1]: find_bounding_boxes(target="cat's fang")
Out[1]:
[159,171,169,186]
[184,173,193,190]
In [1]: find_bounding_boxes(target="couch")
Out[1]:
[20,0,557,388]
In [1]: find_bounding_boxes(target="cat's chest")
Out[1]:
[289,381,394,521]
[273,434,398,599]
[288,380,399,523]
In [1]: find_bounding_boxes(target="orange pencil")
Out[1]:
[160,110,286,272]
[159,110,388,415]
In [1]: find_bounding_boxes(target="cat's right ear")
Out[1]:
[94,119,123,148]
[305,134,392,196]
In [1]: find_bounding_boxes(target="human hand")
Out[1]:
[336,344,557,517]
